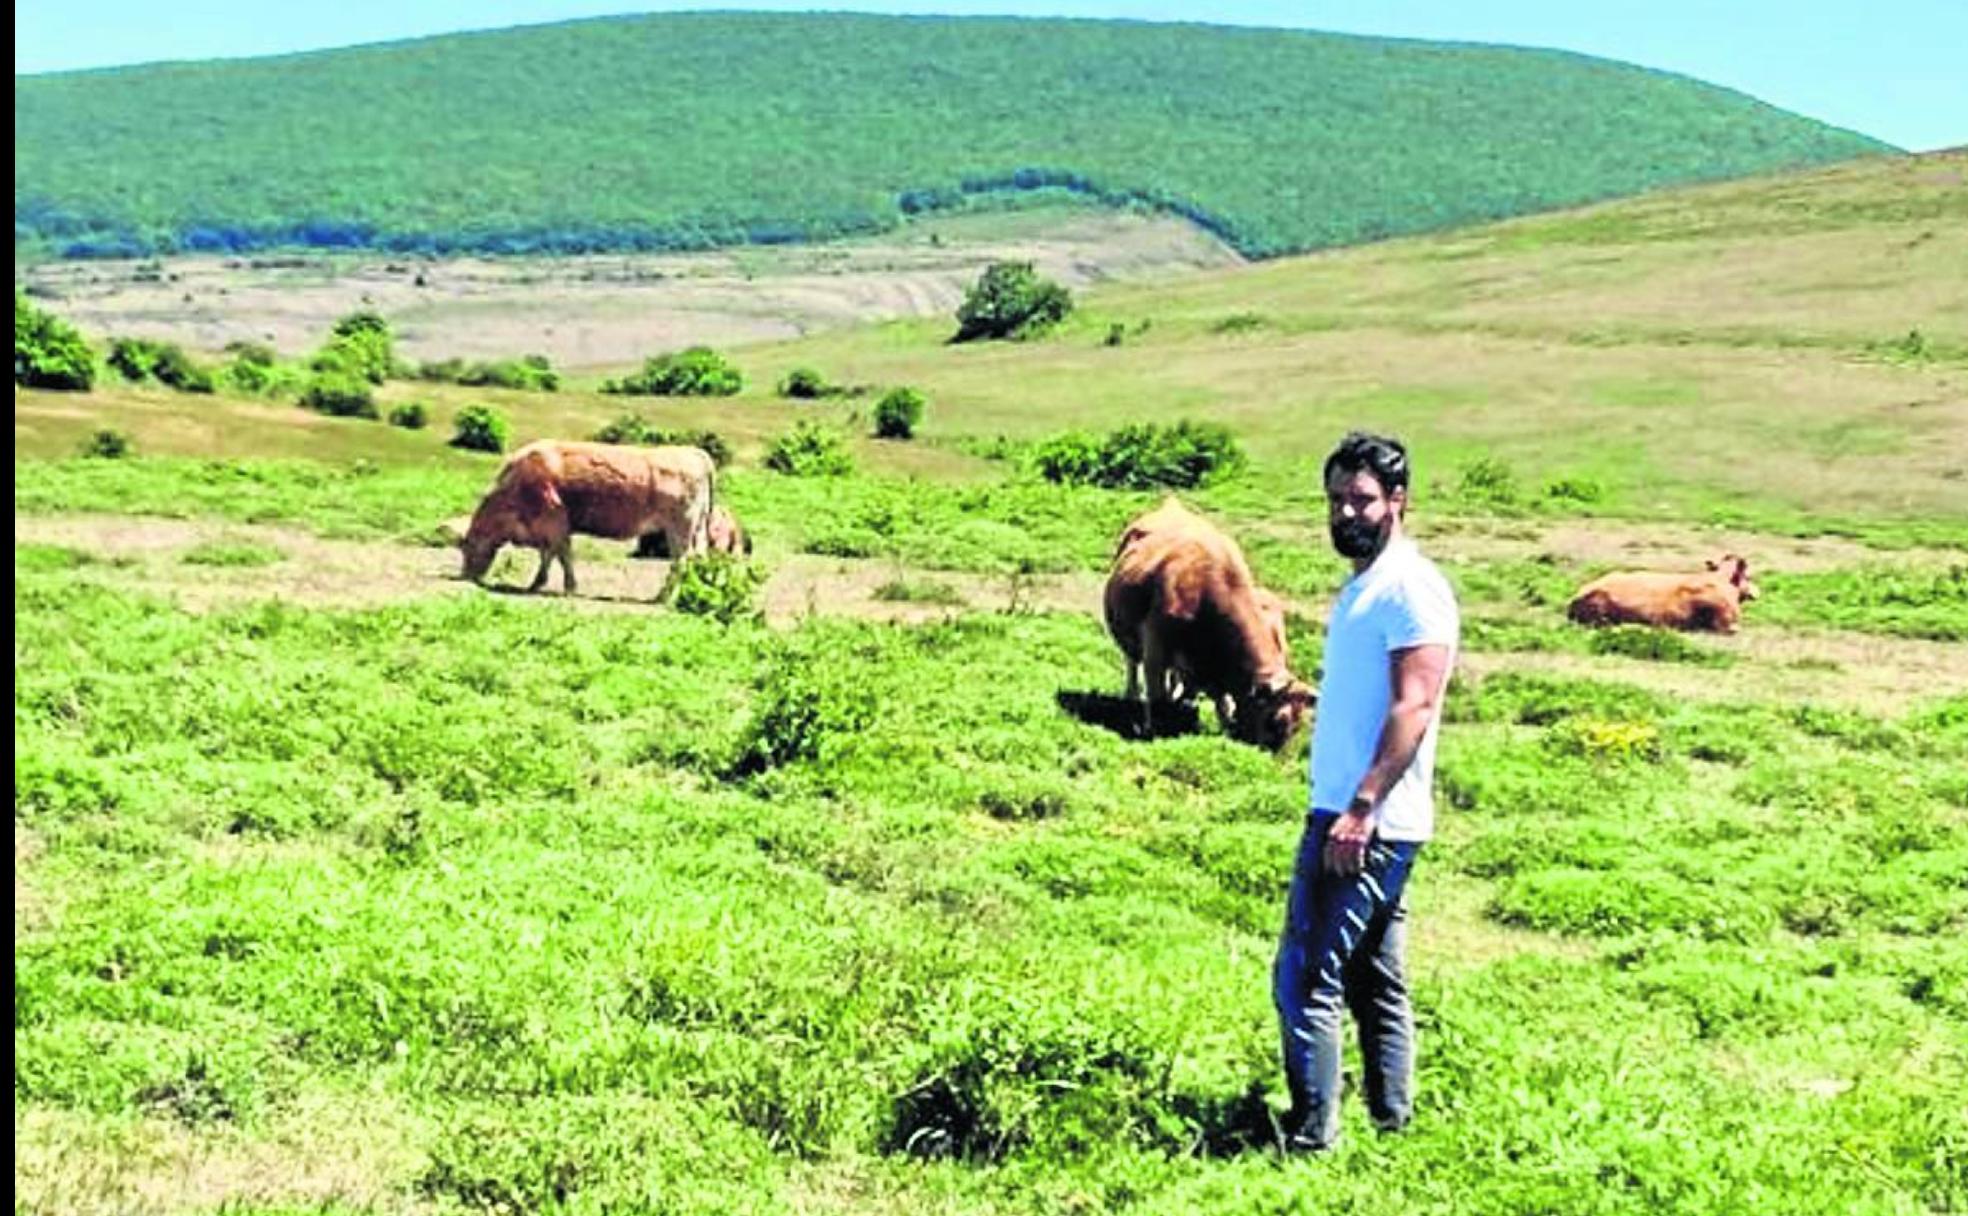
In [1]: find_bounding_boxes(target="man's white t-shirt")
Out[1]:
[1308,536,1460,842]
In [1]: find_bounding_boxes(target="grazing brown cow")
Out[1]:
[1104,497,1314,747]
[459,440,715,594]
[631,504,751,559]
[1567,553,1760,633]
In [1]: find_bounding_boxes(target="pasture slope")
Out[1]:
[15,11,1890,261]
[14,152,1968,1213]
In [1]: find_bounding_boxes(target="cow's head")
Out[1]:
[1706,553,1757,602]
[710,507,753,557]
[458,513,503,583]
[1236,677,1315,750]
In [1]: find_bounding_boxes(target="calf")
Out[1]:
[631,504,751,559]
[1567,553,1759,633]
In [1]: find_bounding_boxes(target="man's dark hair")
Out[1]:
[1323,431,1410,496]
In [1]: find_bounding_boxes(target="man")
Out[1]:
[1273,431,1459,1153]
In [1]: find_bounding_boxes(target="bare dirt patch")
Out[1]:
[20,512,1959,714]
[15,514,1109,624]
[19,210,1240,371]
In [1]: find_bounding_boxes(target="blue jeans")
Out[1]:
[1272,813,1421,1149]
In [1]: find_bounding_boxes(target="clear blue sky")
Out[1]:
[15,2,1964,152]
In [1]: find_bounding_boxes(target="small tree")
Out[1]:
[953,261,1073,343]
[15,291,96,390]
[450,404,511,453]
[873,387,925,440]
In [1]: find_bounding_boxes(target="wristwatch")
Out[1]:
[1348,791,1376,814]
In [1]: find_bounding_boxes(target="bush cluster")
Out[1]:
[660,553,765,624]
[1029,420,1245,490]
[602,347,742,396]
[388,401,430,430]
[764,420,853,477]
[311,310,396,386]
[450,404,511,453]
[415,354,560,391]
[107,336,215,393]
[14,291,96,389]
[300,372,378,418]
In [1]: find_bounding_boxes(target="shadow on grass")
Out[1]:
[1174,1082,1288,1158]
[476,583,660,608]
[1055,689,1201,741]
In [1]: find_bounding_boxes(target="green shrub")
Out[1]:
[450,405,511,453]
[388,401,430,430]
[14,291,97,389]
[660,553,765,624]
[1544,474,1605,504]
[108,337,216,393]
[1103,323,1127,347]
[602,346,742,396]
[777,366,836,399]
[1458,454,1520,505]
[312,310,395,385]
[873,387,926,439]
[299,372,378,418]
[80,428,133,458]
[765,420,853,476]
[419,354,562,391]
[1030,420,1245,490]
[727,639,877,775]
[589,415,732,466]
[221,342,297,395]
[953,261,1073,342]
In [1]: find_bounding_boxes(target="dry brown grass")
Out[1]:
[14,1097,432,1216]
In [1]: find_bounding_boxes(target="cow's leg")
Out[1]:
[526,546,553,593]
[1141,625,1169,737]
[1124,658,1141,703]
[558,541,577,595]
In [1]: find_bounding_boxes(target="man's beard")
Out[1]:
[1330,517,1387,561]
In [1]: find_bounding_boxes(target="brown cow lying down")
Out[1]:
[1104,496,1313,747]
[631,505,751,559]
[459,440,716,594]
[1568,553,1760,633]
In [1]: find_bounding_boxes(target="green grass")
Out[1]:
[14,148,1968,1214]
[178,539,285,568]
[15,12,1888,261]
[15,550,1967,1212]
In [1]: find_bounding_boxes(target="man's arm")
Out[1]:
[1324,643,1454,876]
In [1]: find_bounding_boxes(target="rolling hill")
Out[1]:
[14,11,1892,261]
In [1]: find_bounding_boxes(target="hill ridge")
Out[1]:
[16,12,1893,261]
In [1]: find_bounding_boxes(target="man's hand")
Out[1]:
[1324,805,1375,876]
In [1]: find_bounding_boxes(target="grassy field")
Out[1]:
[14,154,1968,1213]
[15,12,1888,261]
